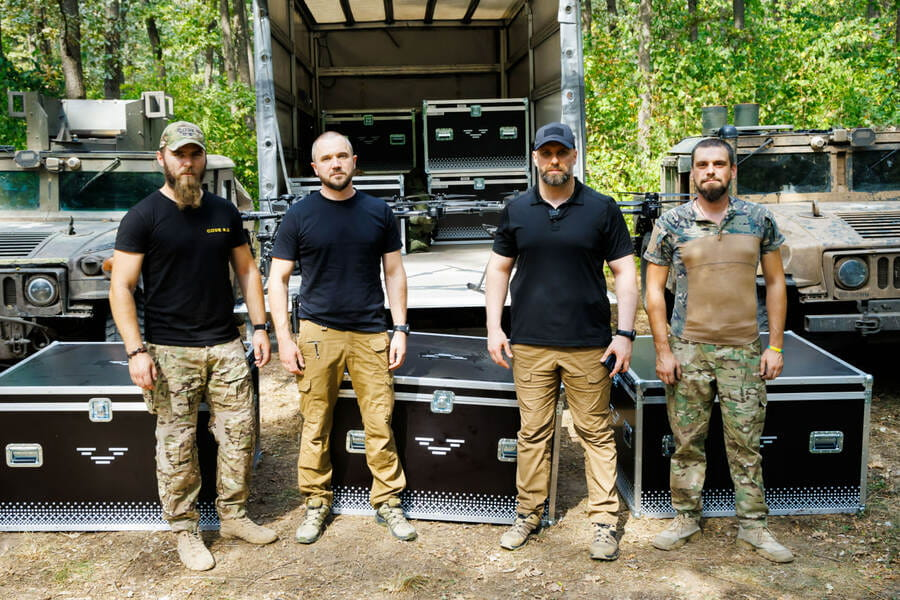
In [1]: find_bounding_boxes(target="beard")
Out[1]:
[164,163,204,210]
[696,178,729,203]
[320,170,353,192]
[540,166,571,187]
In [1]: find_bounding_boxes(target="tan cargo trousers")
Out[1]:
[294,320,406,507]
[511,344,619,525]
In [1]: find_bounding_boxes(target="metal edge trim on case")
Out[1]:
[860,374,873,511]
[338,389,517,408]
[0,402,147,411]
[635,386,645,517]
[0,386,139,395]
[392,375,516,392]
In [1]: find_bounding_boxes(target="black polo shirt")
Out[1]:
[492,181,633,347]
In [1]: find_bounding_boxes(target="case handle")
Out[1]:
[809,430,844,454]
[345,430,366,454]
[497,438,517,462]
[6,443,43,467]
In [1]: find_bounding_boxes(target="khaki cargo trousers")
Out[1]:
[295,320,406,507]
[144,338,254,532]
[511,344,619,525]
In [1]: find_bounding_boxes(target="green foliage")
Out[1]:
[0,56,55,147]
[584,0,899,194]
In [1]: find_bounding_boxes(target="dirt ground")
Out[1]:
[0,325,897,600]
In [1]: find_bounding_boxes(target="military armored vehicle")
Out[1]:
[0,91,250,362]
[647,103,899,339]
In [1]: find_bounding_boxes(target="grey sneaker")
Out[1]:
[590,523,619,561]
[737,526,795,563]
[220,516,278,545]
[295,497,330,544]
[375,497,417,541]
[652,513,701,550]
[499,513,541,550]
[176,530,215,571]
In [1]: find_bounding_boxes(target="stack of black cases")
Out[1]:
[612,332,872,518]
[422,98,531,243]
[321,108,417,174]
[330,332,561,525]
[0,342,259,531]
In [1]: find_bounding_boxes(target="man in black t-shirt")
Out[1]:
[268,131,416,544]
[110,121,276,571]
[485,122,638,560]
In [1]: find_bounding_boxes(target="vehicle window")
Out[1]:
[737,153,830,195]
[851,149,900,193]
[0,171,40,209]
[59,171,163,210]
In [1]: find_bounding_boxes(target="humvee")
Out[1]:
[645,103,899,339]
[0,91,250,362]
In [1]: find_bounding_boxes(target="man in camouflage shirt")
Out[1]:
[643,137,794,563]
[110,121,277,571]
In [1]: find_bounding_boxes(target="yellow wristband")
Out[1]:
[767,345,782,353]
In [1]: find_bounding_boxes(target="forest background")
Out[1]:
[0,0,897,198]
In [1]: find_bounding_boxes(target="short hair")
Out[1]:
[691,137,735,166]
[311,131,354,162]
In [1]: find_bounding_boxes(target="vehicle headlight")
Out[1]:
[25,276,58,306]
[834,257,868,290]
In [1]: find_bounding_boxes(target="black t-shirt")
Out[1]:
[492,181,634,347]
[271,189,402,332]
[115,190,246,346]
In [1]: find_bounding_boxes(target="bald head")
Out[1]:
[311,131,354,163]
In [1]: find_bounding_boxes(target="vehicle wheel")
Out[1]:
[105,291,145,342]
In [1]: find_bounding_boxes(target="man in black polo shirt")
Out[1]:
[485,122,638,560]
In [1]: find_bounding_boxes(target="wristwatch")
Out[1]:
[615,329,637,341]
[394,324,410,335]
[253,322,270,332]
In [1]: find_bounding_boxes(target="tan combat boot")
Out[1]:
[652,513,701,550]
[220,516,278,545]
[590,523,619,560]
[176,530,215,571]
[295,497,330,544]
[499,513,542,550]
[736,526,795,563]
[375,497,417,541]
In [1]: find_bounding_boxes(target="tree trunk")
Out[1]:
[103,0,125,98]
[233,0,253,85]
[57,0,85,99]
[637,0,652,167]
[734,0,745,29]
[37,6,55,63]
[866,0,879,18]
[144,0,166,84]
[606,0,618,32]
[688,0,698,41]
[219,0,236,84]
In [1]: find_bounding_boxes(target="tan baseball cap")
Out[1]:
[159,121,206,151]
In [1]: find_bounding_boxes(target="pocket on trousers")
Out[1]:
[369,336,388,353]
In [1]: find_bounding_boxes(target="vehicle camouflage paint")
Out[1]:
[0,91,251,362]
[655,104,900,339]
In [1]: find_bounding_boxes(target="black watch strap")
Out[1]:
[253,323,269,332]
[615,329,637,341]
[394,324,410,335]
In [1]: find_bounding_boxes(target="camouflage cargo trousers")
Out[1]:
[144,338,255,531]
[666,337,769,528]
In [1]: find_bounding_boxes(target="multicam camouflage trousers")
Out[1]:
[144,338,255,532]
[666,337,769,528]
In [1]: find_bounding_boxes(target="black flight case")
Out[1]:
[611,332,872,518]
[0,341,259,531]
[321,108,417,173]
[330,332,561,525]
[427,171,529,244]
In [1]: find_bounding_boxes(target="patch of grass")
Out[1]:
[52,560,92,584]
[381,573,429,594]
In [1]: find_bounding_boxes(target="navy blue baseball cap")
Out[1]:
[533,122,575,150]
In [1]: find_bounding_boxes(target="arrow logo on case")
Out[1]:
[414,436,465,456]
[76,447,129,465]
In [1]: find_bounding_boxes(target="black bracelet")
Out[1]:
[127,346,147,359]
[253,323,269,332]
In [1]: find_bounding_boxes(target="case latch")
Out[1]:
[469,105,482,117]
[431,390,455,414]
[389,133,406,145]
[363,114,375,126]
[89,398,113,422]
[345,430,366,454]
[497,438,517,462]
[809,430,844,454]
[473,177,486,191]
[6,443,43,467]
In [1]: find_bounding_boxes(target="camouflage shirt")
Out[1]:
[643,197,784,345]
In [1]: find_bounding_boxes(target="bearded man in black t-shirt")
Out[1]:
[110,121,276,571]
[268,131,417,545]
[485,122,639,560]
